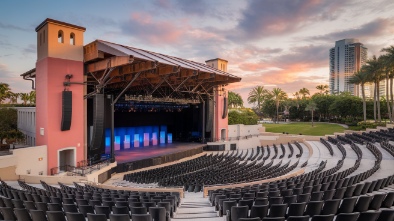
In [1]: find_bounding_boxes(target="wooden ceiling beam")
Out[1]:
[86,55,134,73]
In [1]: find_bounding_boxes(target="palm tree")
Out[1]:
[305,101,318,127]
[0,83,12,104]
[228,91,243,108]
[364,56,384,122]
[29,90,36,104]
[349,69,370,123]
[299,88,310,99]
[381,46,394,121]
[270,88,288,123]
[247,86,268,110]
[293,92,301,109]
[8,92,19,104]
[19,93,30,106]
[316,85,329,95]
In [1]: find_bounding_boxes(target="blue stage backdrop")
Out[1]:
[105,125,171,153]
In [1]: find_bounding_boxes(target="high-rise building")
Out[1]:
[329,39,368,95]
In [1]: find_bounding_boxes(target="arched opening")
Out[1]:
[221,129,226,141]
[70,33,75,45]
[58,30,64,43]
[58,148,76,171]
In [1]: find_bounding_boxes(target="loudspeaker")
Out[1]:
[222,97,228,119]
[206,99,213,132]
[90,94,105,150]
[61,91,72,131]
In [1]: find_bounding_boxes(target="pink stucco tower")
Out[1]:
[205,58,229,141]
[35,19,86,175]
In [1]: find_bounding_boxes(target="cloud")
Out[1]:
[232,0,345,40]
[22,44,36,55]
[0,22,29,32]
[120,12,186,44]
[311,18,394,42]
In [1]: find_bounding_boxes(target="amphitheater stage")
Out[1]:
[114,142,206,173]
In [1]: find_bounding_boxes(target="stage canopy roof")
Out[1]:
[22,39,241,102]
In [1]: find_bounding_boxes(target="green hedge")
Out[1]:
[357,121,386,129]
[228,108,259,125]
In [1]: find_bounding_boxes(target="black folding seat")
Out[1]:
[239,199,254,210]
[163,198,176,212]
[283,195,297,205]
[46,211,66,221]
[262,217,285,220]
[255,197,269,205]
[87,213,107,221]
[79,204,95,217]
[158,201,173,218]
[256,192,268,198]
[344,185,357,198]
[321,199,340,215]
[130,206,147,215]
[304,201,323,216]
[244,193,255,198]
[335,212,359,221]
[239,218,261,221]
[360,182,372,195]
[109,213,130,221]
[41,195,51,203]
[76,199,88,205]
[268,204,287,217]
[322,189,335,200]
[310,214,334,221]
[66,212,86,221]
[229,206,249,221]
[129,201,143,207]
[311,191,323,201]
[281,189,293,197]
[132,213,153,221]
[14,208,32,221]
[12,199,24,208]
[143,202,156,210]
[0,207,16,220]
[312,184,322,193]
[103,200,115,209]
[377,209,394,221]
[354,195,373,213]
[95,205,111,219]
[373,179,384,191]
[24,201,37,210]
[268,191,280,197]
[112,206,130,216]
[3,198,13,208]
[32,194,42,202]
[333,187,347,199]
[357,210,381,221]
[303,186,313,194]
[287,202,306,217]
[116,201,129,209]
[297,194,311,203]
[353,183,364,196]
[149,207,167,221]
[35,202,48,212]
[293,188,303,195]
[338,197,358,213]
[88,199,101,207]
[368,193,386,210]
[287,215,309,221]
[62,198,74,204]
[250,204,268,220]
[382,192,394,208]
[47,203,62,211]
[269,196,283,206]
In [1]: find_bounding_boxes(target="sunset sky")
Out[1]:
[1,0,394,107]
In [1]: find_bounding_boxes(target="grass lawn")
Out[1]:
[263,122,347,136]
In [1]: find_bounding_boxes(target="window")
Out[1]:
[58,30,64,43]
[70,33,75,45]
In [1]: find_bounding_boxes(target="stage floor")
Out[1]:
[114,142,206,164]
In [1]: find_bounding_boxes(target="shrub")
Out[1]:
[228,108,259,125]
[357,121,386,129]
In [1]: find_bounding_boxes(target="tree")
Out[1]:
[29,90,36,104]
[270,88,288,123]
[305,101,318,127]
[0,83,12,104]
[299,87,310,99]
[8,92,19,104]
[228,91,243,108]
[349,69,370,123]
[381,45,394,122]
[19,93,30,106]
[228,108,259,125]
[0,108,18,146]
[247,86,268,111]
[364,56,384,122]
[316,85,329,95]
